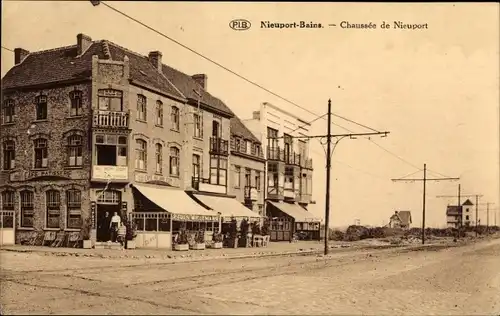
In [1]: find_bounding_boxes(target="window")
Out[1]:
[212,120,220,138]
[34,138,48,169]
[171,106,180,131]
[20,191,34,228]
[2,99,14,124]
[66,190,82,229]
[97,190,121,204]
[46,190,60,228]
[234,166,241,188]
[69,90,83,116]
[169,147,180,176]
[255,171,261,191]
[241,140,248,153]
[466,215,470,220]
[267,127,279,149]
[155,143,163,174]
[135,139,147,170]
[1,191,15,210]
[285,167,294,189]
[268,163,278,188]
[98,89,123,111]
[235,138,241,152]
[156,101,163,126]
[137,95,147,121]
[67,135,83,167]
[245,168,251,187]
[255,144,261,157]
[35,95,48,120]
[210,155,227,185]
[2,140,15,170]
[192,154,201,179]
[194,112,203,138]
[95,134,128,166]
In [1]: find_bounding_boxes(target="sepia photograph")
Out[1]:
[0,1,499,315]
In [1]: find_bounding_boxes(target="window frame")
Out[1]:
[34,138,48,169]
[169,147,180,176]
[66,190,82,229]
[45,190,61,229]
[2,99,15,124]
[20,190,34,228]
[156,100,164,126]
[192,154,201,179]
[2,140,15,170]
[67,135,83,167]
[97,89,123,112]
[171,106,180,131]
[35,95,48,121]
[137,95,147,121]
[69,90,83,117]
[234,165,241,188]
[193,111,203,139]
[155,143,163,174]
[1,190,15,210]
[135,139,147,171]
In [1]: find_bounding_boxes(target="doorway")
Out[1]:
[96,204,121,242]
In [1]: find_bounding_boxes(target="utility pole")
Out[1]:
[437,193,483,236]
[475,195,479,237]
[324,99,332,255]
[268,100,390,255]
[393,165,459,245]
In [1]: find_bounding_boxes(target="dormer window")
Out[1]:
[35,95,48,120]
[2,99,14,124]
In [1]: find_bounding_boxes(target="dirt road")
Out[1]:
[1,238,499,315]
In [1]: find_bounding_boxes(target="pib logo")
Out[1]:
[229,19,251,31]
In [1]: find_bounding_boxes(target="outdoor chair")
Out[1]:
[262,235,270,247]
[67,232,80,248]
[51,231,66,247]
[42,231,57,246]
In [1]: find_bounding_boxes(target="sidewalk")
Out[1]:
[0,240,340,262]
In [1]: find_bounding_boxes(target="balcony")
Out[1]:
[300,157,313,169]
[192,176,226,194]
[244,186,259,201]
[299,193,312,204]
[210,137,229,156]
[267,147,284,161]
[93,110,129,129]
[284,152,302,165]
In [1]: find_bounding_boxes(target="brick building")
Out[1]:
[0,33,259,248]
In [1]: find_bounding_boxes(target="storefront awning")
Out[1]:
[268,201,321,222]
[193,194,262,220]
[132,184,218,221]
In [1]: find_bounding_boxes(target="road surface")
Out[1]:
[1,238,499,315]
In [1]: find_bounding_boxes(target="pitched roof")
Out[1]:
[462,199,474,206]
[1,43,105,89]
[230,116,260,143]
[446,205,462,215]
[2,39,234,117]
[397,211,412,225]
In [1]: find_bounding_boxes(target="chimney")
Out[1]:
[14,48,30,65]
[148,51,163,72]
[192,74,207,90]
[77,33,92,55]
[252,111,261,120]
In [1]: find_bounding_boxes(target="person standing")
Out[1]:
[98,211,111,242]
[109,212,121,243]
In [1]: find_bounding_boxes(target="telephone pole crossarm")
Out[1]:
[267,131,390,140]
[393,178,460,182]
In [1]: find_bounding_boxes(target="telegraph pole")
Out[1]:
[393,165,459,245]
[475,195,479,237]
[324,99,332,255]
[268,100,390,255]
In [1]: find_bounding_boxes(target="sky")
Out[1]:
[2,1,499,228]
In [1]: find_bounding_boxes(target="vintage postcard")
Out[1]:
[0,1,499,315]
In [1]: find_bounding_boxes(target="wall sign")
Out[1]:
[91,202,97,229]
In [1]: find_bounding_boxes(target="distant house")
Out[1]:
[447,199,475,228]
[388,211,412,229]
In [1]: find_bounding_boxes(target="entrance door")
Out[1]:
[96,204,121,242]
[0,211,15,246]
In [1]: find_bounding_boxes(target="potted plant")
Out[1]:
[81,217,93,249]
[191,229,206,250]
[125,220,137,249]
[174,228,189,251]
[239,218,250,247]
[212,232,223,249]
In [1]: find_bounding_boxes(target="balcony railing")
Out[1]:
[300,157,313,169]
[93,110,129,128]
[267,147,285,161]
[210,137,229,155]
[284,152,302,165]
[230,139,264,159]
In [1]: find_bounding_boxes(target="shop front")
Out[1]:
[130,184,218,249]
[267,201,322,241]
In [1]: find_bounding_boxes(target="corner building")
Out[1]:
[0,33,258,248]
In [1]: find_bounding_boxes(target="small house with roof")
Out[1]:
[388,211,412,230]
